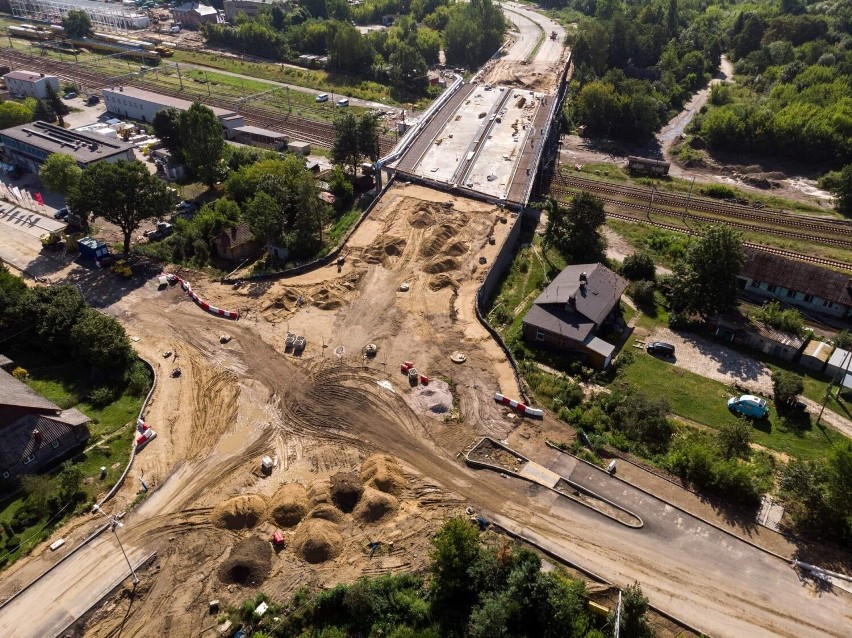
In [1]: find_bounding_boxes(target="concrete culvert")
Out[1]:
[210,494,267,530]
[269,483,310,527]
[353,487,399,523]
[293,519,344,563]
[217,536,272,585]
[330,472,364,513]
[361,454,406,496]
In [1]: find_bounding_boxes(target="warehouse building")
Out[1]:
[3,70,60,99]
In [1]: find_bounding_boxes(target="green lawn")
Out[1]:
[618,343,846,461]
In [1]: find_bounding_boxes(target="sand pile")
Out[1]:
[308,504,344,523]
[420,224,458,258]
[428,274,458,291]
[424,256,460,274]
[330,472,364,513]
[361,454,406,495]
[217,536,273,585]
[293,519,344,563]
[307,479,332,506]
[269,483,310,527]
[211,494,267,530]
[353,487,399,523]
[366,238,406,264]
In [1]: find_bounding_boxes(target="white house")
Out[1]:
[3,70,60,99]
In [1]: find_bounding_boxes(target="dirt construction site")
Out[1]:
[0,184,850,638]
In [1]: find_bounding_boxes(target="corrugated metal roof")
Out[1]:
[742,248,852,307]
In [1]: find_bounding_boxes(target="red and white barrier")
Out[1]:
[170,275,240,320]
[494,392,543,418]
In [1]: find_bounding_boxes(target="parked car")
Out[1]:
[336,98,349,107]
[315,93,329,102]
[175,200,197,214]
[53,207,69,220]
[87,95,100,105]
[646,341,675,357]
[144,221,174,241]
[63,91,77,100]
[727,394,769,419]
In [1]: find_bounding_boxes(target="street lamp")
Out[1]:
[92,504,139,586]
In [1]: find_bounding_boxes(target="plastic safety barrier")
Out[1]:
[172,275,240,319]
[494,392,544,418]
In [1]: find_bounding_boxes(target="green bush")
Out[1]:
[88,386,117,407]
[627,280,656,313]
[621,252,656,281]
[5,535,21,551]
[700,184,738,200]
[125,360,152,397]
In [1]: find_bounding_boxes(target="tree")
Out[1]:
[717,418,753,460]
[613,390,673,453]
[68,160,173,255]
[152,107,182,154]
[179,103,225,186]
[0,264,28,333]
[62,9,93,38]
[543,192,607,263]
[823,164,852,216]
[771,369,804,406]
[244,191,282,246]
[388,42,429,96]
[70,307,134,374]
[327,165,355,209]
[622,252,656,281]
[332,113,378,175]
[44,84,69,127]
[0,100,35,129]
[430,517,482,632]
[21,285,86,351]
[669,225,744,320]
[33,98,55,123]
[39,153,82,196]
[617,582,653,638]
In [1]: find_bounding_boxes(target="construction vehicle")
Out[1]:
[550,31,557,40]
[144,221,173,241]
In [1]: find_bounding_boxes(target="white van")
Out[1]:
[336,98,349,107]
[315,93,328,102]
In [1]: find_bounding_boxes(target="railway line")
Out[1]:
[549,184,852,250]
[1,48,395,152]
[556,171,850,234]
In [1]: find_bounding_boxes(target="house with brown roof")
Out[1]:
[737,248,852,319]
[0,367,90,482]
[709,312,805,363]
[213,222,259,262]
[521,263,628,369]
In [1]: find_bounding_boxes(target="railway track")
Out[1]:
[549,184,852,249]
[556,171,850,235]
[599,209,852,271]
[1,48,395,152]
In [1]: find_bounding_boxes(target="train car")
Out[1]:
[7,25,54,41]
[65,36,161,63]
[627,156,670,177]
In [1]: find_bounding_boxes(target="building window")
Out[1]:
[804,294,814,303]
[767,284,777,293]
[750,280,760,288]
[535,330,545,341]
[786,289,796,298]
[23,454,36,465]
[823,299,833,308]
[51,440,61,449]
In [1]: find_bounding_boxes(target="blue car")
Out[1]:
[727,394,769,419]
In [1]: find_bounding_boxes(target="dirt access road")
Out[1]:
[479,2,569,92]
[0,184,848,638]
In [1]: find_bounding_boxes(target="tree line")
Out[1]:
[229,517,655,637]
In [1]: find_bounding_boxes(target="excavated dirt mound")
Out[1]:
[428,274,459,291]
[445,241,468,257]
[293,519,344,563]
[353,487,399,523]
[423,256,460,274]
[360,454,406,495]
[365,238,406,264]
[307,479,332,506]
[329,472,364,513]
[269,483,310,528]
[210,494,267,530]
[313,287,343,310]
[420,223,458,258]
[308,503,344,523]
[409,205,438,228]
[217,536,273,585]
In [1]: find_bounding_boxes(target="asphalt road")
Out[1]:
[500,2,566,64]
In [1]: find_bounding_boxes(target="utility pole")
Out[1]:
[684,176,695,215]
[92,505,139,586]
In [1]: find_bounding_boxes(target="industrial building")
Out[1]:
[8,0,149,30]
[0,121,135,173]
[2,70,60,99]
[103,86,245,131]
[171,2,222,29]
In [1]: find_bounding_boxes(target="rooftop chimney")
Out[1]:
[579,271,588,283]
[32,428,43,443]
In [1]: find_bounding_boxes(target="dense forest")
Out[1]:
[562,0,851,173]
[202,0,504,97]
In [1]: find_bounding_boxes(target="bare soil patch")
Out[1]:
[329,472,364,513]
[217,536,273,586]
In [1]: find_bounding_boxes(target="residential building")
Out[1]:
[172,2,222,28]
[826,347,852,380]
[0,121,135,173]
[521,263,628,368]
[737,248,852,319]
[223,0,286,21]
[710,312,805,362]
[3,70,59,99]
[213,222,259,262]
[0,366,90,480]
